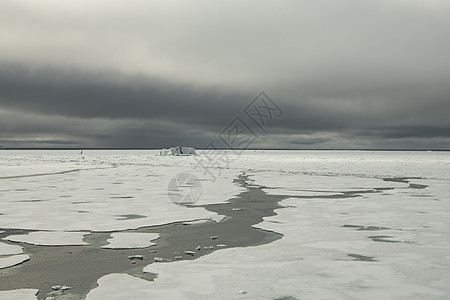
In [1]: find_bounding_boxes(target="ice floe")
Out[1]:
[101,233,160,249]
[0,289,38,300]
[0,242,23,256]
[85,273,188,300]
[3,231,88,246]
[0,254,30,269]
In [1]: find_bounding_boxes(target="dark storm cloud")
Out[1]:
[356,126,450,139]
[1,62,450,149]
[1,0,449,149]
[0,64,247,127]
[0,107,218,148]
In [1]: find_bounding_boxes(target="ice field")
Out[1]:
[1,150,450,299]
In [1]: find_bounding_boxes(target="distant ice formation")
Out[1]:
[159,146,197,156]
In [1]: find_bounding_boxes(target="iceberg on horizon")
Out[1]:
[159,146,197,156]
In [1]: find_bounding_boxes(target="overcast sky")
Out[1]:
[1,0,449,149]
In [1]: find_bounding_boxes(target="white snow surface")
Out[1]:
[101,233,160,249]
[0,150,243,231]
[3,231,88,246]
[0,242,23,256]
[85,273,176,300]
[0,254,30,270]
[0,289,38,300]
[85,150,450,300]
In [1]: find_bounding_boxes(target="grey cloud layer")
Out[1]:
[0,0,449,149]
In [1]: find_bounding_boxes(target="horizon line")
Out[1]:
[0,147,449,152]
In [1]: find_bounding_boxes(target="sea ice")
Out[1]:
[87,151,450,299]
[0,254,30,269]
[101,233,160,249]
[0,289,38,300]
[128,255,146,260]
[3,150,450,299]
[0,242,23,256]
[159,147,197,156]
[0,150,241,232]
[85,273,188,300]
[182,219,210,225]
[3,231,88,246]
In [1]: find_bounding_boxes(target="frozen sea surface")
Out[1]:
[1,150,450,299]
[0,150,242,232]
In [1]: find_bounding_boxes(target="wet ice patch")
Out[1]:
[3,231,89,246]
[0,254,30,269]
[101,233,160,249]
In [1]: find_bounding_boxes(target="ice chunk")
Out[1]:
[128,255,146,260]
[159,147,197,156]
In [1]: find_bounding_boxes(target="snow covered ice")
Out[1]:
[0,254,30,270]
[0,150,240,232]
[1,150,450,299]
[3,231,89,246]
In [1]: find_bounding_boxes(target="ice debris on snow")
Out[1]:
[153,257,165,262]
